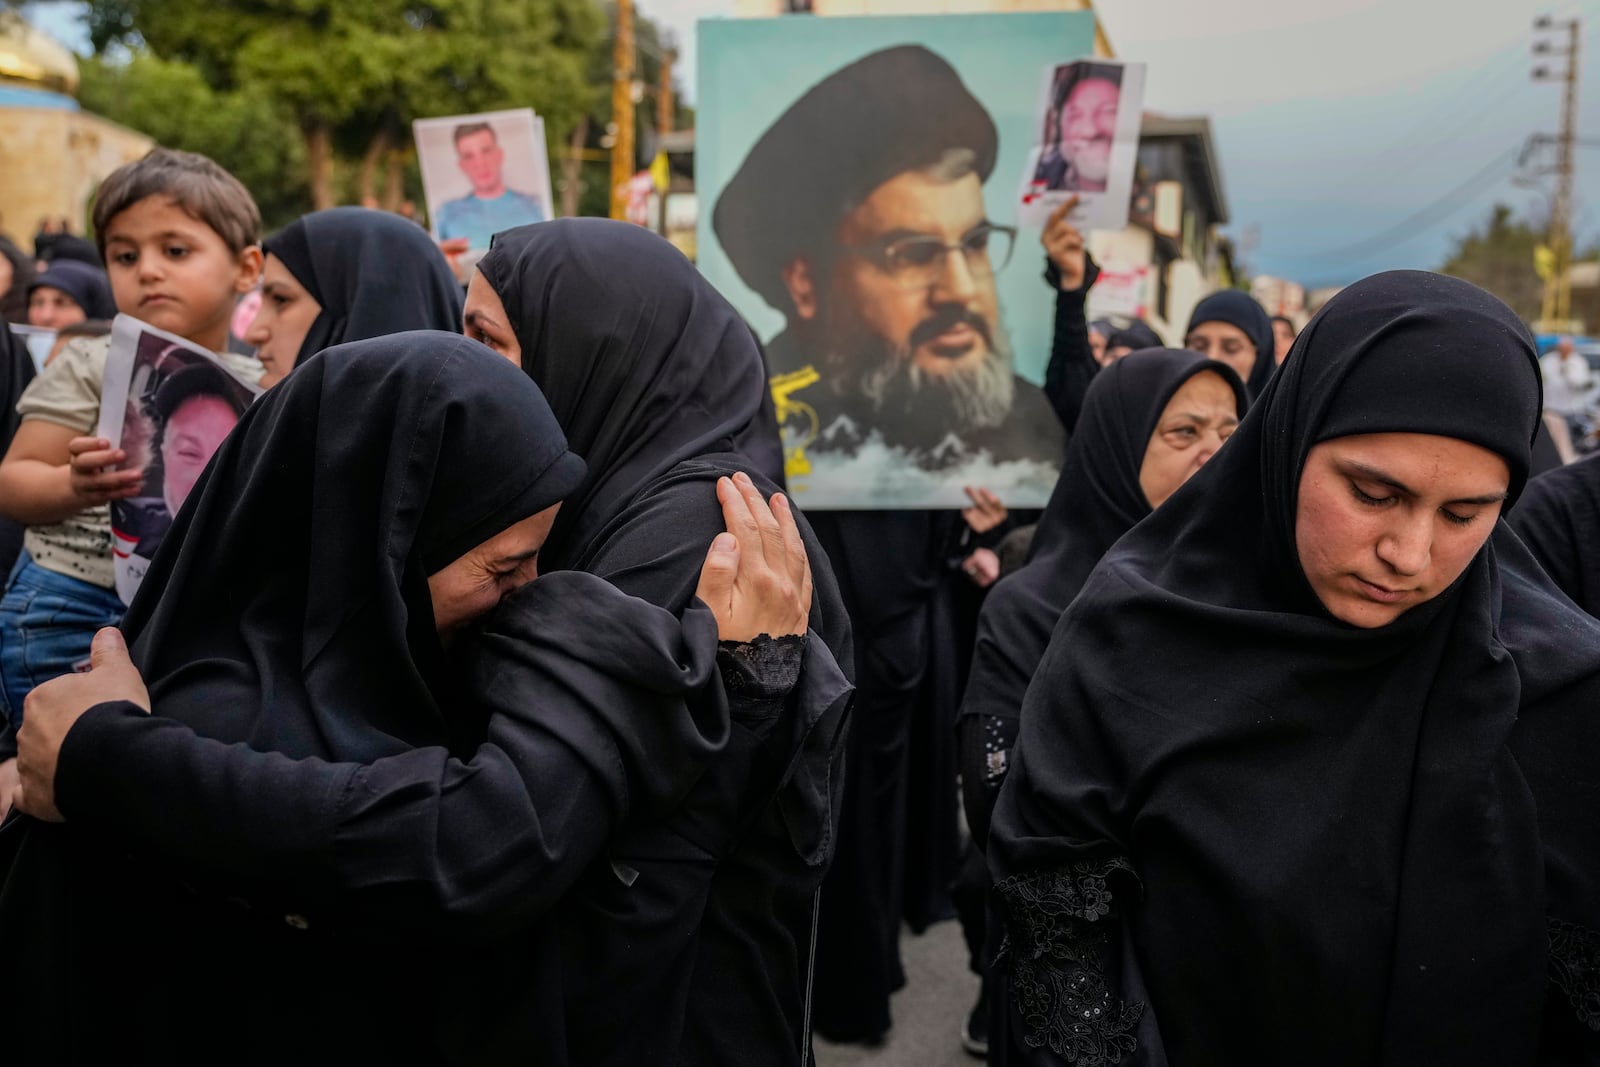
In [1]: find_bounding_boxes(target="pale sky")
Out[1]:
[29,0,1600,286]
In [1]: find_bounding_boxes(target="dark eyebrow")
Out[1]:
[1344,460,1508,506]
[464,308,501,331]
[491,547,540,568]
[1344,461,1416,497]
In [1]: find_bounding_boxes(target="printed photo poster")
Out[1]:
[96,315,262,605]
[414,108,554,264]
[8,324,56,374]
[698,13,1099,509]
[1017,58,1146,231]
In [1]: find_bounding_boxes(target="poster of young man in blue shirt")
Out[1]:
[423,115,550,252]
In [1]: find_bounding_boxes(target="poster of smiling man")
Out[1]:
[700,13,1100,509]
[1018,58,1145,231]
[96,314,261,605]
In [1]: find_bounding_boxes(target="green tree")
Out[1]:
[1439,204,1600,333]
[565,3,691,218]
[1438,204,1546,323]
[76,51,311,229]
[86,0,604,210]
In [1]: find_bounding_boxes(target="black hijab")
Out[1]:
[478,218,784,571]
[0,235,35,323]
[121,330,586,761]
[262,207,464,370]
[1025,348,1244,567]
[42,234,102,268]
[1104,319,1161,355]
[0,326,37,574]
[27,260,117,321]
[1186,288,1275,398]
[992,271,1600,1062]
[1509,451,1600,618]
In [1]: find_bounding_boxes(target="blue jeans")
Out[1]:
[0,552,124,729]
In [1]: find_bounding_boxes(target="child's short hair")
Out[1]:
[92,149,260,258]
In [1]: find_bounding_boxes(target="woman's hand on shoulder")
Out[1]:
[695,473,813,642]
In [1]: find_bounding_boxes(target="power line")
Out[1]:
[1301,146,1520,263]
[1312,40,1528,194]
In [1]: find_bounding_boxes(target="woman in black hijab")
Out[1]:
[1184,288,1275,398]
[989,271,1600,1064]
[25,259,117,325]
[0,234,36,323]
[1509,452,1600,617]
[0,326,37,574]
[951,349,1242,1057]
[469,218,854,1065]
[1,331,830,1063]
[248,206,463,387]
[1102,321,1163,362]
[958,348,1245,851]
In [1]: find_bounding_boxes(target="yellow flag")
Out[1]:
[1535,245,1555,281]
[650,152,670,192]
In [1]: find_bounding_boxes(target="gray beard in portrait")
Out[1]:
[809,304,1018,452]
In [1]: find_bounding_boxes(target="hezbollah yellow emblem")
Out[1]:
[769,366,821,480]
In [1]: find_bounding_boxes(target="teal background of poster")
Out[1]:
[696,11,1099,386]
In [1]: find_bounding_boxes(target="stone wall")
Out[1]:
[0,93,152,242]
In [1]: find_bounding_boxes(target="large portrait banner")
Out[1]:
[698,12,1102,509]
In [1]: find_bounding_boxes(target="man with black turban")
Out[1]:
[715,44,1063,470]
[714,45,1062,1050]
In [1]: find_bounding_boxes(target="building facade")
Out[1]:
[0,12,152,243]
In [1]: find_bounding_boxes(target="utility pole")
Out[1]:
[609,0,636,221]
[658,40,677,137]
[1533,13,1581,332]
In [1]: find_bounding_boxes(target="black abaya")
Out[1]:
[989,271,1600,1064]
[0,334,794,1064]
[0,325,37,575]
[1510,451,1600,617]
[477,219,854,1066]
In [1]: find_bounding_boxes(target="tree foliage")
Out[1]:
[84,0,605,209]
[1439,203,1600,331]
[1438,204,1545,323]
[76,51,311,229]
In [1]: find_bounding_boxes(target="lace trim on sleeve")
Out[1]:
[718,633,805,697]
[995,858,1145,1064]
[1549,917,1600,1031]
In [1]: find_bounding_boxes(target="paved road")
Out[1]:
[815,919,984,1067]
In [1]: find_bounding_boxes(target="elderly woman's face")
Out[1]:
[1137,371,1238,509]
[427,503,561,634]
[1294,432,1508,629]
[464,270,521,366]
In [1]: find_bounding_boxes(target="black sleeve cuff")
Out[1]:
[1043,252,1102,297]
[53,701,151,821]
[718,633,805,701]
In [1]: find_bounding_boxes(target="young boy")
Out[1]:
[0,148,262,725]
